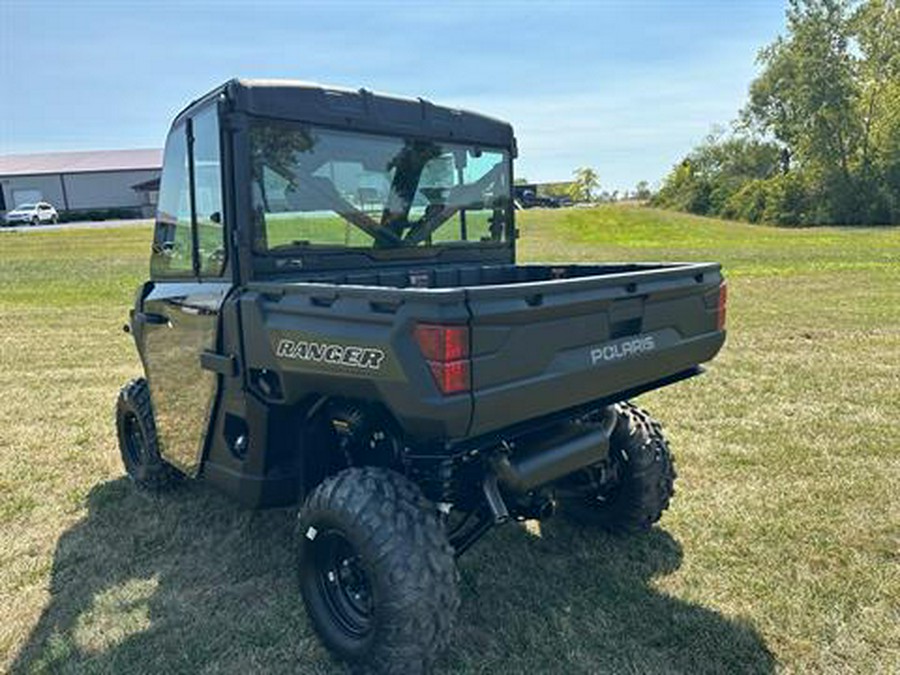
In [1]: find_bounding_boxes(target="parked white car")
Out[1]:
[4,202,59,226]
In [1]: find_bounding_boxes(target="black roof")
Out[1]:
[175,79,516,152]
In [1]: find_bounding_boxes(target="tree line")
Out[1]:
[519,169,653,203]
[653,0,900,226]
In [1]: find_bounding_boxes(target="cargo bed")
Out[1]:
[245,262,726,439]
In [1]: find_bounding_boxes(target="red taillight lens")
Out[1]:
[414,324,469,361]
[717,282,728,331]
[414,323,471,394]
[427,359,470,395]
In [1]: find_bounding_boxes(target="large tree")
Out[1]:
[657,0,900,225]
[571,167,600,202]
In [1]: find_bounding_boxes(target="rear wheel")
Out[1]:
[561,402,676,532]
[115,378,180,492]
[31,216,39,226]
[297,467,459,674]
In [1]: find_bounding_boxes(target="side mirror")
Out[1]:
[209,211,222,224]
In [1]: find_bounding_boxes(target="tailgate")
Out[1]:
[466,263,725,436]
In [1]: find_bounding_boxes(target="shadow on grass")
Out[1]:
[446,520,775,674]
[12,479,774,675]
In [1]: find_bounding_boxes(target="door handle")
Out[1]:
[137,312,170,325]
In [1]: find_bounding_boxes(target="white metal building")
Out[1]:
[0,148,162,218]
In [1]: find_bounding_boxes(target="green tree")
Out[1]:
[653,135,782,216]
[571,167,600,202]
[742,0,900,223]
[743,0,863,222]
[657,0,900,225]
[854,0,900,221]
[634,181,653,201]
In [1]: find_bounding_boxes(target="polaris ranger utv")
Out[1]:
[116,79,727,674]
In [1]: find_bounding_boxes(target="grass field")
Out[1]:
[1,205,898,674]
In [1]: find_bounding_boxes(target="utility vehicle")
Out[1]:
[116,79,726,674]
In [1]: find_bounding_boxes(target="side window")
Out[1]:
[150,124,193,278]
[192,107,225,277]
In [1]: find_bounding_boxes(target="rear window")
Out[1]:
[249,119,512,255]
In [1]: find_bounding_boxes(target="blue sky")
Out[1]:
[0,1,786,191]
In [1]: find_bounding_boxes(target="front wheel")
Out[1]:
[297,467,459,674]
[560,402,676,532]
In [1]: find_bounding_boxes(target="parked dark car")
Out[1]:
[515,186,564,208]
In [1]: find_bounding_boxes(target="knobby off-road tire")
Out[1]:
[297,467,459,675]
[115,378,180,492]
[564,401,676,532]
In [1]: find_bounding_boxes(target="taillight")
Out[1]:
[414,324,469,361]
[717,282,728,331]
[427,359,470,395]
[414,323,470,395]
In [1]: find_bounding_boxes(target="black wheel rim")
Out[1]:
[313,530,373,639]
[123,412,146,467]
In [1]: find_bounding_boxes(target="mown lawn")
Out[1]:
[1,206,897,674]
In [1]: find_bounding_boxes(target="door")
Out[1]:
[13,189,41,207]
[136,105,229,476]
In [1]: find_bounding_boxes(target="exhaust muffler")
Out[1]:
[491,407,617,495]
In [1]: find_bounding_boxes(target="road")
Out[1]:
[0,219,152,233]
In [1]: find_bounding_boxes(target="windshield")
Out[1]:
[249,119,511,253]
[15,204,35,210]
